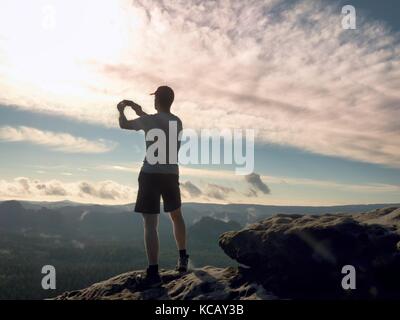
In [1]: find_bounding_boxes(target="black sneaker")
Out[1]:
[135,270,162,290]
[176,254,189,273]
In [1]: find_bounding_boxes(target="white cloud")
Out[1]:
[0,0,399,167]
[205,183,236,201]
[0,126,115,153]
[0,177,135,204]
[97,164,139,172]
[180,180,237,202]
[0,173,398,205]
[99,163,400,194]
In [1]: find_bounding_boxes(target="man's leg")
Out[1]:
[134,213,162,287]
[169,208,186,250]
[134,173,162,287]
[142,213,159,268]
[169,208,189,272]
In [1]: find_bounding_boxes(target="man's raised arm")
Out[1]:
[117,100,148,130]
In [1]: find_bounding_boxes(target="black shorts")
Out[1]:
[134,172,181,214]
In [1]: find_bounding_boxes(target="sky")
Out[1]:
[0,0,399,206]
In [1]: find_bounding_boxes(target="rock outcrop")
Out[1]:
[354,207,400,228]
[219,207,400,299]
[56,207,400,300]
[55,266,276,300]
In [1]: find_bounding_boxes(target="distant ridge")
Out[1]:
[2,199,399,213]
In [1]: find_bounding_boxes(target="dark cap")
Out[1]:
[150,86,175,106]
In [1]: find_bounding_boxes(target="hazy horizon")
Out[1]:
[2,198,400,208]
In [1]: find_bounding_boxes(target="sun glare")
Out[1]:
[0,0,139,97]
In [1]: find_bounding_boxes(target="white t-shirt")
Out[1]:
[131,112,183,175]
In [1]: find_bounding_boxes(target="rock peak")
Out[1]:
[55,266,276,300]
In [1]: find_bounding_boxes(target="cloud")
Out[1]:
[0,1,399,167]
[0,126,115,153]
[204,183,235,201]
[180,180,236,201]
[3,175,239,204]
[0,177,135,204]
[98,164,140,172]
[36,181,67,196]
[245,173,271,195]
[181,181,202,197]
[78,181,130,200]
[1,173,398,206]
[245,188,259,198]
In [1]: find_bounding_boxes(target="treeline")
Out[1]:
[0,233,235,299]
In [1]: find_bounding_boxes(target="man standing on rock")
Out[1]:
[117,86,189,288]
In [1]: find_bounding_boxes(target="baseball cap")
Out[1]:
[150,86,175,104]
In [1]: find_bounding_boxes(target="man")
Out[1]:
[117,86,189,288]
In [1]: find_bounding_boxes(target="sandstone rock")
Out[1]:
[219,208,400,299]
[354,207,400,229]
[55,266,276,300]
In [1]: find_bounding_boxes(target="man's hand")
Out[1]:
[117,101,126,113]
[117,99,148,130]
[122,100,143,115]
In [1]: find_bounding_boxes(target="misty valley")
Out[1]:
[0,200,397,299]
